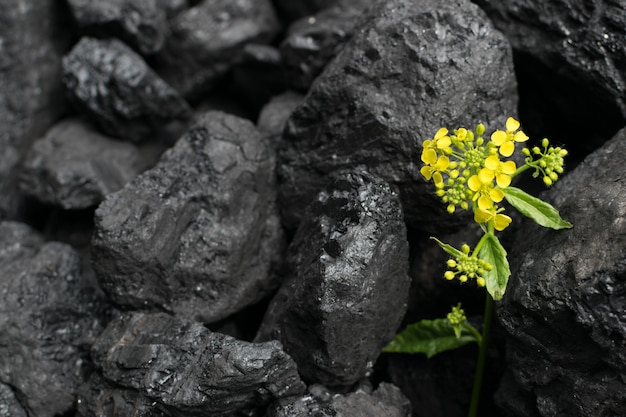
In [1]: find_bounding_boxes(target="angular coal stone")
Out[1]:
[495,127,626,417]
[257,90,305,148]
[268,382,412,417]
[0,0,68,220]
[85,312,305,416]
[256,168,410,387]
[92,111,284,323]
[63,37,191,142]
[66,0,168,55]
[0,221,105,417]
[474,0,626,121]
[19,118,163,209]
[156,0,280,100]
[277,0,518,232]
[280,6,364,91]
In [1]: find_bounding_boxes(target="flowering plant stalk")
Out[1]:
[383,118,572,417]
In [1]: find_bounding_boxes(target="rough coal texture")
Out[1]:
[272,0,371,23]
[19,118,163,209]
[256,168,410,387]
[268,382,412,417]
[473,0,626,162]
[66,0,167,55]
[278,0,518,232]
[495,127,626,417]
[85,312,305,416]
[0,382,28,417]
[63,37,191,142]
[0,221,105,417]
[280,6,364,91]
[0,0,69,220]
[92,111,284,323]
[156,0,280,100]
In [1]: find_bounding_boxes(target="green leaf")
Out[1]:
[383,319,480,358]
[430,237,463,258]
[503,186,573,230]
[479,234,510,301]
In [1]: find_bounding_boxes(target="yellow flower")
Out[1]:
[421,128,452,164]
[474,206,512,231]
[478,155,516,188]
[432,128,452,151]
[468,175,504,210]
[491,117,529,157]
[420,155,450,186]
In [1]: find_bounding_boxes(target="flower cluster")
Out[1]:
[447,304,468,338]
[443,243,491,287]
[421,117,529,231]
[421,117,568,289]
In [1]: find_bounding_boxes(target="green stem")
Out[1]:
[468,293,494,417]
[461,322,483,345]
[511,163,532,178]
[472,233,489,257]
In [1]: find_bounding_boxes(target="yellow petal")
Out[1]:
[505,117,520,132]
[499,141,515,157]
[477,195,493,210]
[474,207,493,223]
[491,130,507,146]
[435,155,450,170]
[484,155,500,170]
[489,187,504,202]
[513,131,529,142]
[495,173,512,188]
[501,160,517,174]
[420,166,432,180]
[434,128,448,139]
[478,168,494,184]
[494,213,512,231]
[468,175,482,191]
[433,171,444,186]
[421,148,437,165]
[436,136,451,149]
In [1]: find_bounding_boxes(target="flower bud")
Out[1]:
[532,146,541,154]
[447,204,455,214]
[444,271,455,280]
[522,148,531,157]
[549,172,558,181]
[477,277,486,287]
[476,123,485,136]
[543,176,553,186]
[461,244,470,254]
[459,275,468,283]
[542,138,550,148]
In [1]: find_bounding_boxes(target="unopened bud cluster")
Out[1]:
[521,138,568,186]
[443,244,491,287]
